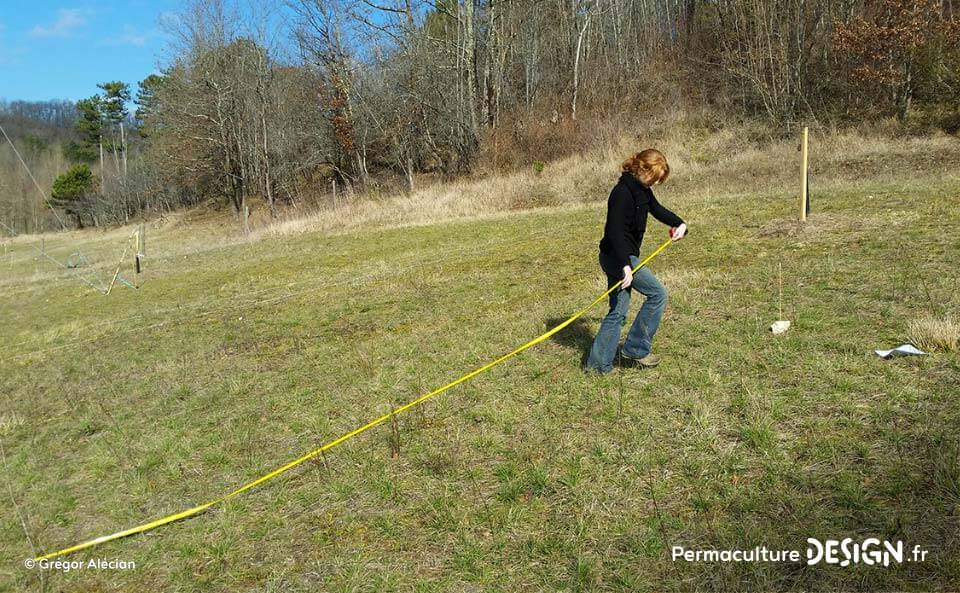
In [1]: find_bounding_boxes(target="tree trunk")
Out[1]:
[406,155,414,193]
[572,10,591,121]
[98,137,104,196]
[464,0,479,141]
[899,62,913,121]
[120,119,127,177]
[257,51,275,218]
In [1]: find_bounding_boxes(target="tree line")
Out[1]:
[2,0,958,233]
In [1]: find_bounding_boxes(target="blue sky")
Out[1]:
[0,1,180,102]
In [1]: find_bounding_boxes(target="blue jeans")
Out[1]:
[585,251,668,373]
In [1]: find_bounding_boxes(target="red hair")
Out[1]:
[622,149,670,187]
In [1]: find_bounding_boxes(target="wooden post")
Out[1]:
[778,262,783,320]
[243,205,250,234]
[800,126,809,222]
[133,227,141,287]
[106,242,130,296]
[134,223,145,285]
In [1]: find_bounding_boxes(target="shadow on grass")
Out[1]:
[545,316,598,366]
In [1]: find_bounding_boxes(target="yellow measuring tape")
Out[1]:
[34,238,674,561]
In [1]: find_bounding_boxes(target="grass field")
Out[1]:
[2,129,959,591]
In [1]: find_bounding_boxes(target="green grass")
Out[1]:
[1,167,959,591]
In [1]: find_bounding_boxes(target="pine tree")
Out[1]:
[98,81,132,177]
[50,164,98,228]
[66,96,104,165]
[135,74,166,139]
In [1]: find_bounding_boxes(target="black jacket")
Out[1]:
[599,172,684,271]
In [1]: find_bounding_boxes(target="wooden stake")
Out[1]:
[106,242,130,296]
[800,126,809,222]
[136,226,144,287]
[133,228,141,286]
[778,261,783,320]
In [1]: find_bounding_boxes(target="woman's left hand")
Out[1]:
[670,223,687,241]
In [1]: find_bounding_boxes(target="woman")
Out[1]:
[585,149,687,374]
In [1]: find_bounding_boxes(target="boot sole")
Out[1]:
[619,356,660,368]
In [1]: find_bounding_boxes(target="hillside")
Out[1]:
[2,129,959,591]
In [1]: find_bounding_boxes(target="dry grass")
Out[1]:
[4,112,957,266]
[257,114,960,241]
[909,316,960,352]
[0,412,24,436]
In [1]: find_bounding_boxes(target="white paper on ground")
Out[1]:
[770,320,791,334]
[874,344,928,359]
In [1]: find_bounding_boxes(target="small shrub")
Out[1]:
[939,111,960,135]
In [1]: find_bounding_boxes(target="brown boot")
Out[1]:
[620,353,661,368]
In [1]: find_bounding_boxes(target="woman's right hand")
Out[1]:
[670,222,688,240]
[622,265,633,289]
